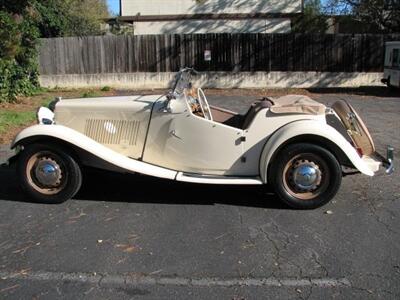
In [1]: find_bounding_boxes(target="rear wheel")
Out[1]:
[17,144,82,204]
[270,143,342,209]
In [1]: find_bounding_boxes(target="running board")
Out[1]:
[176,172,263,185]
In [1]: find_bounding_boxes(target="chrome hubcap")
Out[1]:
[291,161,322,192]
[34,158,62,187]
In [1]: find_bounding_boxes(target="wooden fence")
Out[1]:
[39,33,400,75]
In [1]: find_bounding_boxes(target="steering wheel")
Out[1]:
[197,88,213,121]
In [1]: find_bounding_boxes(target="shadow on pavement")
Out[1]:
[307,86,399,98]
[0,165,289,210]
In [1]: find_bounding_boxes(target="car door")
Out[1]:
[143,98,245,176]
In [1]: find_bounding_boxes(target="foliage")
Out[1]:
[82,90,101,98]
[0,0,109,102]
[0,4,41,103]
[293,0,328,33]
[101,86,112,92]
[109,17,135,35]
[34,0,70,37]
[66,0,109,36]
[323,0,400,33]
[34,0,109,37]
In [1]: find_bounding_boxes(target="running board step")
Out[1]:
[176,172,263,185]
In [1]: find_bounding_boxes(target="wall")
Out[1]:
[133,19,292,35]
[120,0,302,16]
[39,72,384,89]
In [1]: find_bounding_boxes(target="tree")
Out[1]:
[63,0,109,36]
[292,0,328,33]
[34,0,109,38]
[34,0,69,37]
[0,0,40,102]
[0,0,110,101]
[323,0,400,33]
[109,18,135,35]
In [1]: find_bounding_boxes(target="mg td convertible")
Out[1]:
[10,68,394,209]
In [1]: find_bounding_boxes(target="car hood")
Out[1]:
[52,94,166,159]
[55,95,165,110]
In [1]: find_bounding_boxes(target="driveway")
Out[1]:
[0,91,399,299]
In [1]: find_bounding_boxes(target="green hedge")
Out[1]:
[0,9,40,103]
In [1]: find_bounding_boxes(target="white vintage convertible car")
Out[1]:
[10,68,394,209]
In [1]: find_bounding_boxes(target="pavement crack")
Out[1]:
[356,182,399,236]
[55,284,62,296]
[310,252,329,277]
[259,220,329,278]
[236,207,243,226]
[347,277,398,297]
[273,221,305,277]
[368,199,399,235]
[304,283,314,300]
[97,273,105,288]
[259,227,282,276]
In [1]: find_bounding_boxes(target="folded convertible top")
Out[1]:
[269,95,326,115]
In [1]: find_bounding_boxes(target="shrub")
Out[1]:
[101,86,112,92]
[82,90,100,98]
[0,9,40,103]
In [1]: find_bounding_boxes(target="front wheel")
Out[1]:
[17,144,82,204]
[269,143,342,209]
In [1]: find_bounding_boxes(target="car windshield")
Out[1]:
[171,68,195,96]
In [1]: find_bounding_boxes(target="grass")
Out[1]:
[82,91,101,98]
[40,97,55,107]
[0,87,118,144]
[0,97,53,139]
[0,110,36,136]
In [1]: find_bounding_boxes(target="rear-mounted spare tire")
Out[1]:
[331,100,375,156]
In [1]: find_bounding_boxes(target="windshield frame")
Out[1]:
[170,68,196,97]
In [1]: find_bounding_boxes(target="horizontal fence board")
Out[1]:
[38,34,400,75]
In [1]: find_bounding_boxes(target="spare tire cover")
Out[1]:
[331,100,375,156]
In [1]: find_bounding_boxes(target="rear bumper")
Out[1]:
[375,146,394,175]
[363,146,394,175]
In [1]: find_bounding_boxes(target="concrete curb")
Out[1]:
[39,71,384,89]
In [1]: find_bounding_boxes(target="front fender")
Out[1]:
[12,125,177,180]
[259,120,375,183]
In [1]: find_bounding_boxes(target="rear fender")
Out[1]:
[260,120,375,183]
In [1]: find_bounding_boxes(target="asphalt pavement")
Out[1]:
[0,91,399,299]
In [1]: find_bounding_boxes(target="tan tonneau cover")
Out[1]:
[269,95,326,115]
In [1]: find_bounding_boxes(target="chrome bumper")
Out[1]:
[376,146,394,175]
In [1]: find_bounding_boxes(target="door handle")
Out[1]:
[170,130,182,140]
